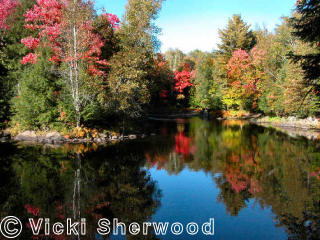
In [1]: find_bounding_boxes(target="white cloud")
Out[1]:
[158,14,284,53]
[158,18,225,53]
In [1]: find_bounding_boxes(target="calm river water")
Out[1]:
[0,118,319,239]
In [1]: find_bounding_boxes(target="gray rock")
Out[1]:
[0,130,10,138]
[38,137,47,143]
[307,116,314,122]
[53,140,64,145]
[0,130,10,141]
[129,134,137,140]
[94,138,104,143]
[4,131,10,138]
[14,131,38,142]
[45,131,65,141]
[111,136,119,140]
[99,133,108,139]
[288,116,296,122]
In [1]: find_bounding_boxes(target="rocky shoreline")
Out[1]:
[249,116,320,140]
[0,130,152,145]
[0,130,11,142]
[2,116,320,144]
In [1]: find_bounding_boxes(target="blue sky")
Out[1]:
[95,0,296,53]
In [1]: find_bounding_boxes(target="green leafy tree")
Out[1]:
[149,53,174,108]
[257,17,319,116]
[107,0,164,118]
[191,53,221,109]
[283,59,318,117]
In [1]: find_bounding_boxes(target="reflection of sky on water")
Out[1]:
[149,168,286,239]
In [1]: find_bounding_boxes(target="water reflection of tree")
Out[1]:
[0,143,25,219]
[215,174,251,216]
[83,142,161,239]
[144,118,320,239]
[0,141,161,239]
[1,118,320,239]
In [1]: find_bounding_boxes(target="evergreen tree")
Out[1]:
[210,14,257,112]
[0,64,8,125]
[21,0,109,127]
[291,0,320,87]
[12,48,61,130]
[217,14,256,64]
[0,0,35,124]
[93,13,120,62]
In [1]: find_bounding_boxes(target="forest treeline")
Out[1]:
[0,0,319,132]
[165,10,320,118]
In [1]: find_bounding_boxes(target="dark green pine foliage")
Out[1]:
[0,63,9,126]
[290,0,320,89]
[12,48,61,130]
[0,0,36,124]
[217,14,256,63]
[93,14,120,62]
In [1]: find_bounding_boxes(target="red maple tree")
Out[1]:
[20,0,119,126]
[0,0,19,32]
[21,0,117,73]
[105,13,120,29]
[21,0,63,64]
[174,63,194,95]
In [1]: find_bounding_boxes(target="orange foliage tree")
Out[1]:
[223,47,265,110]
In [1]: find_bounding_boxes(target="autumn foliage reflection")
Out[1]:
[0,119,319,239]
[143,118,320,238]
[0,141,161,239]
[145,121,196,170]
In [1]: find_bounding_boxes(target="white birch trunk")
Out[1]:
[72,0,80,127]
